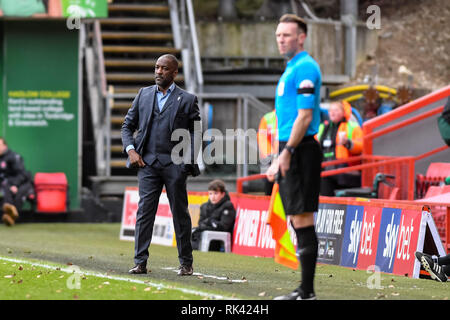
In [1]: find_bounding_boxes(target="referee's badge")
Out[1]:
[277,82,285,96]
[298,79,314,97]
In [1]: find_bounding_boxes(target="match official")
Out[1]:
[267,14,322,300]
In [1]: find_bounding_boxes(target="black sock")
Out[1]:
[442,265,450,277]
[437,254,450,266]
[295,225,318,295]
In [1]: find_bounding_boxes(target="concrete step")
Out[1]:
[111,101,132,110]
[110,159,127,168]
[106,73,184,82]
[111,115,124,125]
[105,58,182,68]
[108,4,169,14]
[112,86,141,94]
[102,31,173,41]
[99,18,171,26]
[103,45,180,54]
[111,145,123,153]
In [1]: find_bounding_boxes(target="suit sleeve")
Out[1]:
[121,88,143,153]
[188,95,202,165]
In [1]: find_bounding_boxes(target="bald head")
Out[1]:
[157,54,179,70]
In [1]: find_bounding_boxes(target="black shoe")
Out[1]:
[128,264,147,274]
[274,287,316,300]
[177,264,193,276]
[415,251,447,282]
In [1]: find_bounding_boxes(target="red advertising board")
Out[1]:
[120,186,446,278]
[392,209,423,277]
[356,206,382,271]
[231,194,275,257]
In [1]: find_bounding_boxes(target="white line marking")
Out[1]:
[162,267,248,283]
[0,256,238,300]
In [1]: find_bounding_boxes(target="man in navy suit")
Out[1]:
[121,54,201,276]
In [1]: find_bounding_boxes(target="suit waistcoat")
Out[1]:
[143,91,176,166]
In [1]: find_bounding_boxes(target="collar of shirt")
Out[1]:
[156,82,176,111]
[156,82,175,97]
[287,50,307,67]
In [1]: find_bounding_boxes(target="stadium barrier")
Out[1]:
[120,187,447,278]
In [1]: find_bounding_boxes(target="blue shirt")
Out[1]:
[275,51,322,142]
[156,82,175,111]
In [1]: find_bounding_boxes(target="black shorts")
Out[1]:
[278,136,322,215]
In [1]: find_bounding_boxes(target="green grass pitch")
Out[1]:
[0,223,448,300]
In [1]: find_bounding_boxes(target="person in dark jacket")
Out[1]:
[437,98,450,146]
[0,137,34,226]
[191,179,236,251]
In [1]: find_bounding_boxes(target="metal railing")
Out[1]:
[83,20,109,176]
[169,0,203,94]
[198,93,272,178]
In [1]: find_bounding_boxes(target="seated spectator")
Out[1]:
[316,101,363,196]
[191,179,236,251]
[0,137,34,226]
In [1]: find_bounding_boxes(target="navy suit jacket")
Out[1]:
[121,84,202,176]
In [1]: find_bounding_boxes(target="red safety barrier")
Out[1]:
[321,155,415,200]
[236,175,450,253]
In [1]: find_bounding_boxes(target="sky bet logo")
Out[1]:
[396,214,414,261]
[376,208,402,273]
[347,210,362,264]
[340,205,364,268]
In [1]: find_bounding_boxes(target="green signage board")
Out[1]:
[0,0,108,18]
[62,0,108,18]
[1,20,81,209]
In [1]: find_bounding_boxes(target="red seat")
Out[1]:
[425,162,450,178]
[34,172,68,213]
[416,163,450,199]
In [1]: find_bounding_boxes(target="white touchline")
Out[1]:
[161,267,248,283]
[0,256,238,300]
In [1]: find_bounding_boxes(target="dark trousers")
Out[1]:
[1,180,34,210]
[134,160,193,267]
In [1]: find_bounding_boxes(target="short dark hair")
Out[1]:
[208,179,226,193]
[279,13,307,34]
[158,54,179,70]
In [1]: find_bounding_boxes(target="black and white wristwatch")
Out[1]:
[284,145,295,155]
